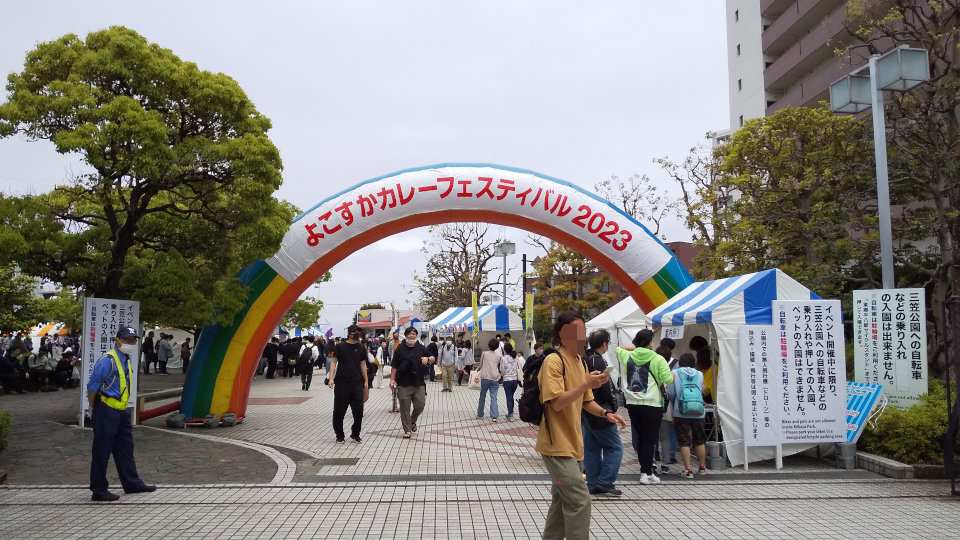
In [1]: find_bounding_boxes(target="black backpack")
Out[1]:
[518,352,566,441]
[298,344,314,366]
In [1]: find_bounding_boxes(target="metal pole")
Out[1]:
[502,252,507,305]
[869,55,895,289]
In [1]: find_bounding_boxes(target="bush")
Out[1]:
[0,411,10,454]
[859,379,949,465]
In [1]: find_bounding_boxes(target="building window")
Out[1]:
[737,44,741,56]
[735,9,739,22]
[739,115,744,127]
[738,79,742,91]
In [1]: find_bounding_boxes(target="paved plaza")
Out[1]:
[1,369,958,539]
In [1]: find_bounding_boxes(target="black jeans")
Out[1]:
[626,404,663,475]
[300,362,313,390]
[332,383,364,439]
[266,358,277,379]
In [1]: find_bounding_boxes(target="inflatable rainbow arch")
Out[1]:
[180,164,693,420]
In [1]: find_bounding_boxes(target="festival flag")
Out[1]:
[357,311,372,323]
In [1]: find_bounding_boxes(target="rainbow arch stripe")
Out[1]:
[180,164,693,420]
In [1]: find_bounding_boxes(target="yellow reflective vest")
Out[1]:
[99,349,130,410]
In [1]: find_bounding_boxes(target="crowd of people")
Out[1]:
[0,331,83,394]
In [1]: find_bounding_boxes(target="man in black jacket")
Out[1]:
[581,329,624,496]
[390,327,435,439]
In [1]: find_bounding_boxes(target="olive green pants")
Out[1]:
[540,455,590,540]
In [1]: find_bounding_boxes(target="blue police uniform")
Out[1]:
[87,344,151,498]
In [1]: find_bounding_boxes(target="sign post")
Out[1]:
[773,299,848,444]
[853,288,927,409]
[739,325,781,469]
[80,298,140,427]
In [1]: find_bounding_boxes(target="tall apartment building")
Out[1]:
[725,0,874,130]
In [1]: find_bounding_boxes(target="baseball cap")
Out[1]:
[63,348,74,356]
[116,326,139,339]
[347,324,361,333]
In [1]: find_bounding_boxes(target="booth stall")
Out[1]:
[585,296,651,351]
[647,268,824,467]
[428,305,526,354]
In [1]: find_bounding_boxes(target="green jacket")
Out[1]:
[616,346,674,408]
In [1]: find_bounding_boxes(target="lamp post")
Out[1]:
[829,45,930,289]
[493,241,515,305]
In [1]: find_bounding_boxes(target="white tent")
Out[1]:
[647,268,820,467]
[585,296,651,352]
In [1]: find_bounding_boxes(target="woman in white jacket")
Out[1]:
[455,339,473,386]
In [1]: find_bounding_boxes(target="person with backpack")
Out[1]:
[533,311,626,540]
[667,353,707,477]
[298,336,319,391]
[616,328,674,485]
[390,326,435,438]
[655,338,678,473]
[581,329,624,496]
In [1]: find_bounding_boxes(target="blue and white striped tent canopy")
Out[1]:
[648,268,820,328]
[428,304,523,332]
[647,268,821,468]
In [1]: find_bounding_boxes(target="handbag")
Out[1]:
[287,358,296,366]
[468,368,482,390]
[382,365,392,379]
[433,364,442,376]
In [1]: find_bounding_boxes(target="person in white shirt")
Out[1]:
[298,337,320,391]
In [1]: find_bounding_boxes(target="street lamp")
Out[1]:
[830,45,930,289]
[493,241,515,306]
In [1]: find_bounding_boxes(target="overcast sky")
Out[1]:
[0,1,730,332]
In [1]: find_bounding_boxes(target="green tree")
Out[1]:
[359,303,385,310]
[280,298,324,331]
[0,264,43,332]
[0,27,294,329]
[40,288,83,329]
[842,0,960,376]
[529,241,617,321]
[662,107,877,299]
[414,223,504,319]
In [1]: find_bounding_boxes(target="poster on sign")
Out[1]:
[661,326,684,340]
[739,326,781,447]
[80,298,140,418]
[773,299,847,443]
[852,288,927,409]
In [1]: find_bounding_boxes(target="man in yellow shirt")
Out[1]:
[536,311,627,540]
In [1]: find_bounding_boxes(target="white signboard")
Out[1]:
[81,298,140,414]
[739,325,781,447]
[661,325,685,340]
[774,300,847,443]
[852,288,927,409]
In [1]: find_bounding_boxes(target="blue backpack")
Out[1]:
[676,371,705,416]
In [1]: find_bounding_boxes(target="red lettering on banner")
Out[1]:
[529,188,543,207]
[304,223,324,246]
[397,184,414,205]
[475,177,495,199]
[515,188,533,205]
[335,201,355,226]
[377,186,397,209]
[418,185,438,193]
[496,179,515,200]
[437,177,455,198]
[319,211,341,235]
[456,180,472,198]
[356,194,376,217]
[553,195,572,217]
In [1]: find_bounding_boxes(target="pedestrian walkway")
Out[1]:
[1,369,958,539]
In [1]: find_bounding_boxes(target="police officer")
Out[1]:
[87,326,156,501]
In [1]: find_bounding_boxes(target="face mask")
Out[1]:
[119,343,137,356]
[446,341,453,346]
[535,349,543,355]
[405,338,417,346]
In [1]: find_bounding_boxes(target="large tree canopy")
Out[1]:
[0,27,294,328]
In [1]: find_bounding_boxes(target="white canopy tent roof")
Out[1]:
[647,268,820,467]
[585,296,650,352]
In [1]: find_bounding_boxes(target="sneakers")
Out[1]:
[91,491,120,501]
[335,436,345,444]
[350,436,362,444]
[639,473,662,485]
[492,417,498,422]
[698,465,707,474]
[124,484,156,494]
[660,464,671,473]
[679,469,694,479]
[589,485,623,496]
